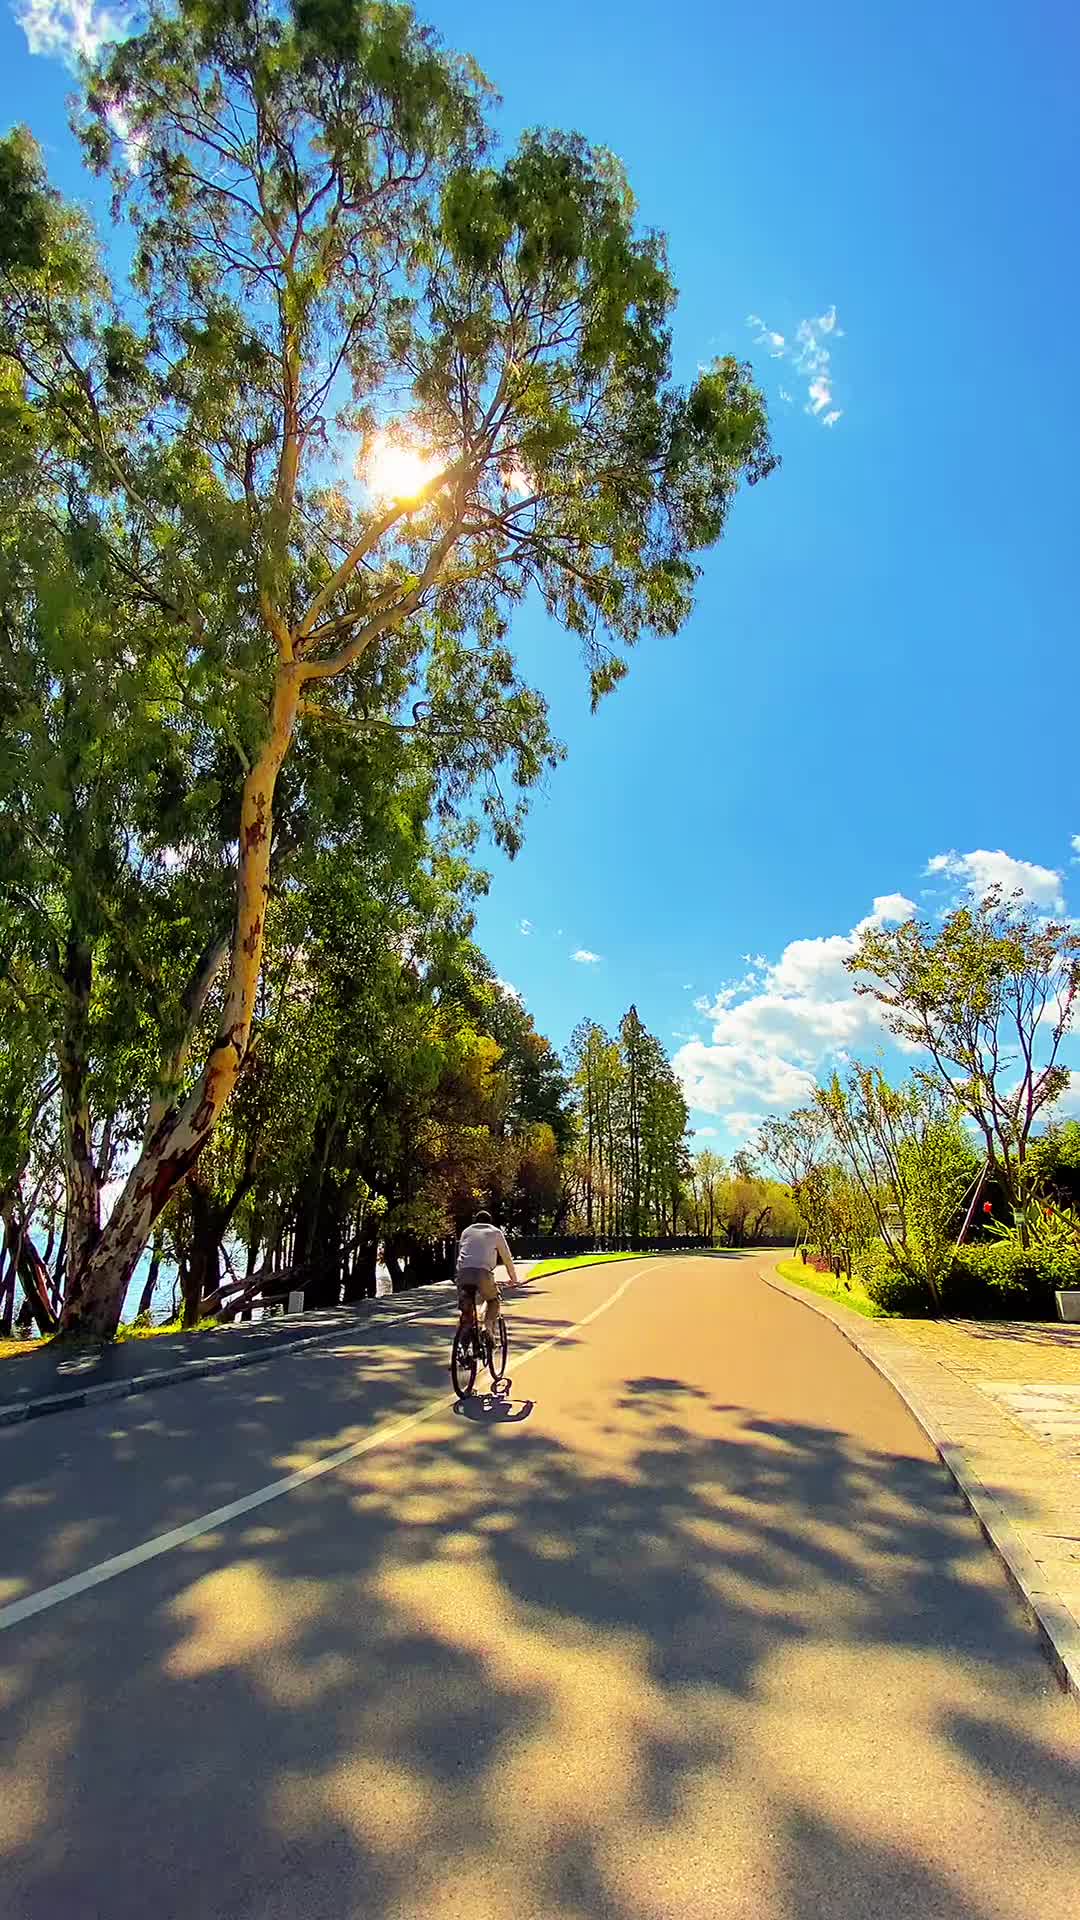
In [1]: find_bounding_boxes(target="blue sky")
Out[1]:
[6,0,1080,1149]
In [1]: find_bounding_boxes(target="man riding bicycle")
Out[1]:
[455,1207,518,1341]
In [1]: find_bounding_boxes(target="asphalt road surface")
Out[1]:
[2,1252,1078,1919]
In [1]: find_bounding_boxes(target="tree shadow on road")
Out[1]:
[2,1367,1079,1918]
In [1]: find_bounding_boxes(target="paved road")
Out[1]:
[0,1289,429,1417]
[2,1253,1077,1919]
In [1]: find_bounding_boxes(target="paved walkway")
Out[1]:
[761,1261,1080,1700]
[0,1262,580,1425]
[0,1288,447,1425]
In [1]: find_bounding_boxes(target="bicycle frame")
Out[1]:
[458,1288,485,1357]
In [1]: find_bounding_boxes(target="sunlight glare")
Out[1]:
[365,431,445,504]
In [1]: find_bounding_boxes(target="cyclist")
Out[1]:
[455,1207,518,1343]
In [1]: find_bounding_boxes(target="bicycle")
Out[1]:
[451,1284,508,1398]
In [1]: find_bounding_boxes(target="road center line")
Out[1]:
[0,1261,654,1633]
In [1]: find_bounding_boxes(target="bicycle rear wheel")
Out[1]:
[488,1314,508,1383]
[451,1325,477,1398]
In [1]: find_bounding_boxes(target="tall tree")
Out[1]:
[0,0,774,1337]
[849,887,1080,1221]
[815,1066,977,1305]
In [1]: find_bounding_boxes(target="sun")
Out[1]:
[365,430,444,504]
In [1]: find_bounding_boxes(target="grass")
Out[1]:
[524,1251,647,1281]
[115,1314,222,1341]
[0,1313,223,1363]
[774,1256,888,1320]
[0,1336,44,1360]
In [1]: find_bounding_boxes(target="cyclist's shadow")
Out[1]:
[453,1380,534,1423]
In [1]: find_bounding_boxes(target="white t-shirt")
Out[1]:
[456,1222,518,1283]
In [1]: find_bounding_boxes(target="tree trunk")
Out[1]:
[0,1254,13,1339]
[136,1237,163,1320]
[184,1177,223,1327]
[60,667,302,1340]
[343,1237,377,1304]
[0,1196,59,1336]
[58,936,103,1279]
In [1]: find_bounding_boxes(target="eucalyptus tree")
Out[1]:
[2,0,774,1335]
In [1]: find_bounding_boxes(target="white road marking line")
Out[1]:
[0,1260,655,1632]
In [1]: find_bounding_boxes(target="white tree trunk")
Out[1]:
[61,668,301,1339]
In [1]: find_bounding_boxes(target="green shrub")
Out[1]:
[855,1240,933,1315]
[945,1239,1080,1318]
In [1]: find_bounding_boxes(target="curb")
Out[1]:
[760,1266,1080,1709]
[0,1255,651,1431]
[0,1285,455,1431]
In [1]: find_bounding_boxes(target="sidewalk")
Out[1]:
[762,1261,1080,1704]
[0,1254,576,1429]
[0,1284,453,1428]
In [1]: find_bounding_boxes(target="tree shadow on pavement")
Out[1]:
[2,1374,1079,1919]
[942,1320,1080,1349]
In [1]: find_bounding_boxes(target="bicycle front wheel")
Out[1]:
[488,1314,508,1383]
[451,1326,477,1398]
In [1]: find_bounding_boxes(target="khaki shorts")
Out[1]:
[456,1266,501,1310]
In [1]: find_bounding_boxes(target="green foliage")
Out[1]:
[945,1239,1080,1318]
[900,1115,979,1286]
[775,1257,887,1320]
[849,888,1080,1212]
[566,1009,690,1241]
[814,1066,976,1308]
[856,1240,934,1316]
[0,0,774,1325]
[1027,1120,1080,1199]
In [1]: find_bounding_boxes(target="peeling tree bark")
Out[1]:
[0,1194,59,1336]
[60,666,302,1340]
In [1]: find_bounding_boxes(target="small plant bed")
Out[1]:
[774,1257,889,1320]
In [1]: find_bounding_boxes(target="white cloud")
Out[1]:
[749,305,846,428]
[865,892,916,925]
[926,848,1064,911]
[518,918,534,936]
[1071,835,1080,862]
[694,1126,719,1138]
[15,0,130,64]
[494,977,523,1003]
[572,948,602,966]
[15,2,145,169]
[673,891,914,1122]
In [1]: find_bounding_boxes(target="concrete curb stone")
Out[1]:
[0,1285,455,1430]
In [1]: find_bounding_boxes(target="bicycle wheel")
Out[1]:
[451,1325,477,1398]
[488,1314,508,1383]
